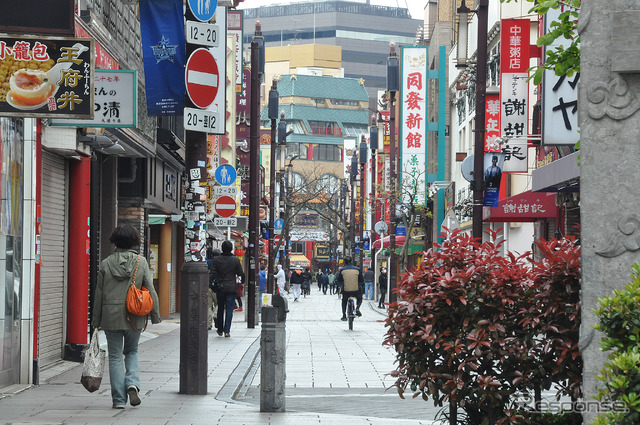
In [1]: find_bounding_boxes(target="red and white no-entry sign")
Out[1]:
[185,48,219,109]
[214,195,237,218]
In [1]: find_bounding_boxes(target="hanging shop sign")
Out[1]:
[50,69,136,127]
[227,10,244,92]
[0,36,94,118]
[0,0,74,36]
[500,18,531,173]
[400,46,428,204]
[542,8,579,146]
[484,93,501,152]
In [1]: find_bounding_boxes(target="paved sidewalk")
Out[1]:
[0,290,443,425]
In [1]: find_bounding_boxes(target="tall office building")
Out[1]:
[242,1,422,100]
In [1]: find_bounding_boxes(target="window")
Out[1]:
[290,172,306,192]
[291,241,305,254]
[330,99,359,106]
[312,144,342,162]
[285,143,308,160]
[342,123,368,137]
[316,173,340,194]
[309,120,342,137]
[313,98,326,106]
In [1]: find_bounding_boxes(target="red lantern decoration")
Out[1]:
[235,249,245,257]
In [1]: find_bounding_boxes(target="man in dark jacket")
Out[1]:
[336,256,364,321]
[213,240,244,337]
[318,271,329,294]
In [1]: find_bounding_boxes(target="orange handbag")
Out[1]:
[125,255,153,332]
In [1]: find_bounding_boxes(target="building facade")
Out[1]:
[242,1,422,102]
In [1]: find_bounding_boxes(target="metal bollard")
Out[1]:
[260,294,287,412]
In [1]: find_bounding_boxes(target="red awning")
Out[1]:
[372,235,406,249]
[483,191,557,223]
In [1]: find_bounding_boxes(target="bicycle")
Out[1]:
[346,296,357,330]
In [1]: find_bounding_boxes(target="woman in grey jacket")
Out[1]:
[92,224,161,409]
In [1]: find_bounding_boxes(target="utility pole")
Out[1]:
[267,79,278,294]
[248,20,264,328]
[472,0,489,242]
[387,42,399,304]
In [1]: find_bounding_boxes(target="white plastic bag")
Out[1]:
[81,329,105,393]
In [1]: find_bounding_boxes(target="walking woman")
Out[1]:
[92,224,161,409]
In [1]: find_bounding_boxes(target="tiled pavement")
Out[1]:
[0,288,442,424]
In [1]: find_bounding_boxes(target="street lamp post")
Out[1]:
[267,79,278,294]
[248,20,265,328]
[284,158,296,274]
[369,115,378,251]
[350,153,358,258]
[386,41,399,304]
[455,0,489,241]
[359,135,367,268]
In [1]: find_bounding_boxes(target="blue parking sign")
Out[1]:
[188,0,217,22]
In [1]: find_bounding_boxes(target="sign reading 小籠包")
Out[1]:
[50,69,136,127]
[0,35,94,118]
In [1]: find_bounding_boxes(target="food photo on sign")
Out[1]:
[0,35,94,118]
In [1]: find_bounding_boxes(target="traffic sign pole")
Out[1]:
[180,3,214,397]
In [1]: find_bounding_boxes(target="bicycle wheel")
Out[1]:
[348,315,354,330]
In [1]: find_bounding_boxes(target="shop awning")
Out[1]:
[290,254,310,267]
[372,235,406,249]
[483,191,557,223]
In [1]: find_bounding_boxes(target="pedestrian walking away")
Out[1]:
[303,267,313,295]
[328,271,336,294]
[318,270,329,294]
[290,265,305,301]
[378,267,388,309]
[235,276,244,312]
[213,240,245,337]
[336,256,364,321]
[259,264,267,312]
[206,248,222,330]
[363,266,375,300]
[91,224,161,409]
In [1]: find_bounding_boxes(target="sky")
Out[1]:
[237,0,426,20]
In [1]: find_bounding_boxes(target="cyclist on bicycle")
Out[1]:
[336,256,364,321]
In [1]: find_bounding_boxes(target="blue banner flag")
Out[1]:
[139,0,185,116]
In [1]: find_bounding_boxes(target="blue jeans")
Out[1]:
[365,282,374,300]
[217,292,236,333]
[104,329,141,406]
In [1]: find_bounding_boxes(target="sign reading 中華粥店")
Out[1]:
[50,69,136,127]
[499,18,530,174]
[0,36,94,118]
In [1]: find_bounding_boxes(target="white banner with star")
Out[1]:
[399,46,428,205]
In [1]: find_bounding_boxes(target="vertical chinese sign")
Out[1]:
[500,19,530,174]
[542,8,579,146]
[485,93,501,152]
[400,46,428,204]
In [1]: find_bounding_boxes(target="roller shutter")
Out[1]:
[39,151,68,367]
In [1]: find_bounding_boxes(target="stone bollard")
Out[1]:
[179,261,208,395]
[260,294,288,412]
